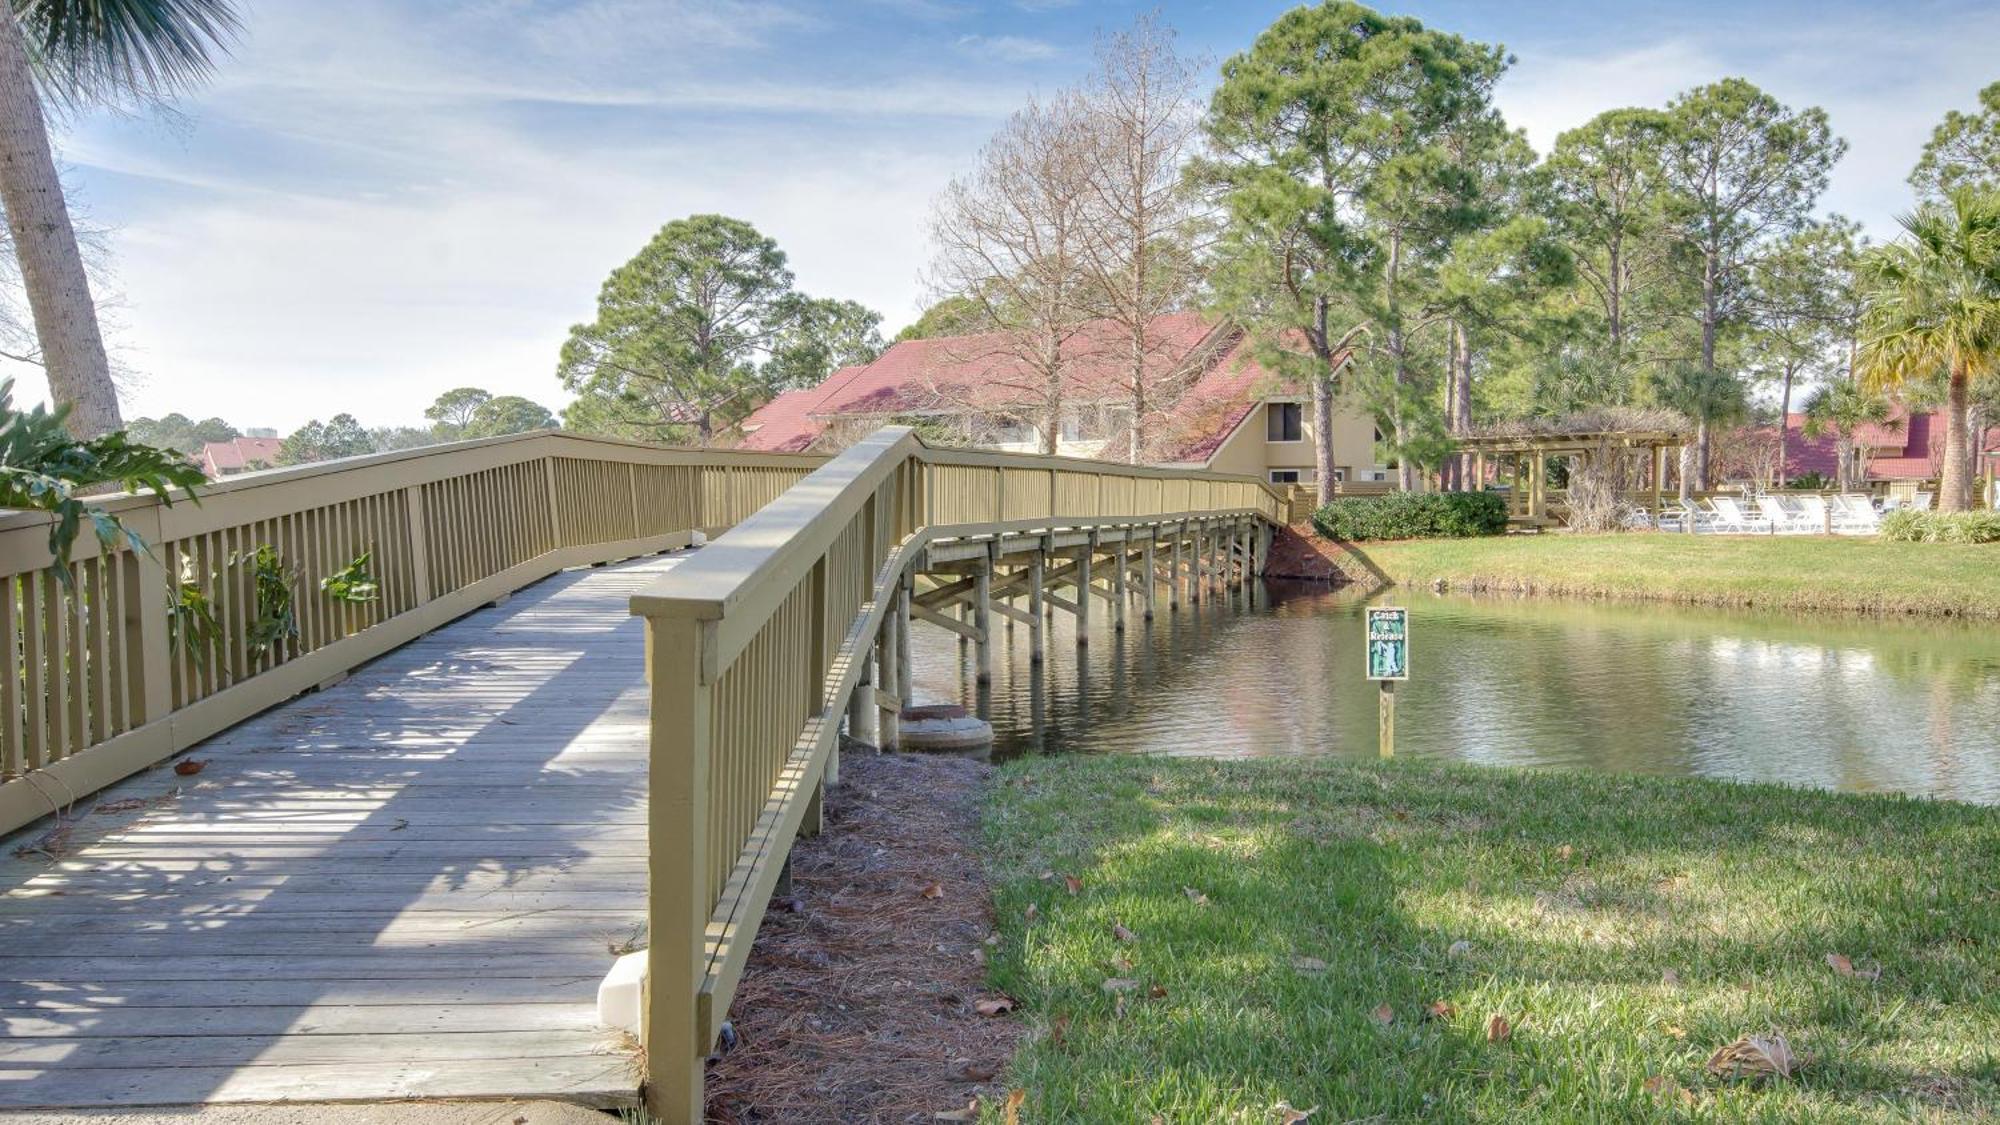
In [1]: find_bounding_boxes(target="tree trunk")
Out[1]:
[0,7,120,439]
[1695,250,1718,491]
[1939,363,1973,512]
[1775,363,1795,487]
[1450,319,1473,489]
[1127,324,1145,464]
[1312,370,1335,508]
[1387,229,1417,492]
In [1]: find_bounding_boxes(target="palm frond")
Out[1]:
[14,0,241,107]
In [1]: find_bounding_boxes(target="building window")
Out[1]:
[1269,469,1302,484]
[1267,401,1302,443]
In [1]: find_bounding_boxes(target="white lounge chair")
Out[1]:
[1709,496,1771,534]
[1913,492,1935,511]
[1833,494,1881,534]
[1760,496,1818,534]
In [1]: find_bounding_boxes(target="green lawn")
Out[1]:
[982,756,1999,1123]
[1345,534,2000,618]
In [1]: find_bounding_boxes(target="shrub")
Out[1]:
[1879,510,2000,544]
[1313,491,1509,541]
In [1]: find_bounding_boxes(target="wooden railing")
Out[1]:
[630,427,1284,1118]
[0,431,823,834]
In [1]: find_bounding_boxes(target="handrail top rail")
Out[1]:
[0,428,829,532]
[629,426,1282,623]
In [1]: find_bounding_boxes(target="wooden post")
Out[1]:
[1075,541,1092,645]
[847,650,876,749]
[973,546,993,684]
[1652,445,1665,527]
[644,615,712,1123]
[1110,536,1127,633]
[1188,525,1202,606]
[1170,525,1184,610]
[895,576,912,710]
[1027,548,1045,664]
[1378,680,1395,759]
[1141,536,1157,621]
[877,615,900,752]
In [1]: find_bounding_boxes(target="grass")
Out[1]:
[1343,534,2000,619]
[981,756,1999,1123]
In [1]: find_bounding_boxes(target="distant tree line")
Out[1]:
[129,386,559,470]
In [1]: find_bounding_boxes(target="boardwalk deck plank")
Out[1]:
[0,556,676,1109]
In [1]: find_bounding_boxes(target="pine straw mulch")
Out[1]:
[705,750,1023,1124]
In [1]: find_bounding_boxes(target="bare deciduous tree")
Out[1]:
[1076,13,1208,462]
[926,93,1097,454]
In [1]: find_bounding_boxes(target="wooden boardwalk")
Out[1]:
[0,556,674,1109]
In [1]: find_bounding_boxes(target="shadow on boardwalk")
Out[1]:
[0,556,679,1109]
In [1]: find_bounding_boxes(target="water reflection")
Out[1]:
[910,581,2000,804]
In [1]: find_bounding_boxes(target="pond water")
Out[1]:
[908,582,2000,805]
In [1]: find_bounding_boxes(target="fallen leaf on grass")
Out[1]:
[1002,1089,1026,1125]
[920,881,944,899]
[1274,1102,1317,1123]
[1049,1014,1070,1045]
[1182,886,1209,906]
[1486,1014,1513,1043]
[173,759,207,776]
[1063,874,1083,895]
[1111,955,1133,972]
[1556,844,1574,862]
[1369,1003,1395,1026]
[1424,1000,1457,1021]
[1825,952,1881,981]
[1113,921,1138,943]
[1446,940,1473,958]
[1706,1034,1798,1081]
[974,996,1016,1017]
[1148,984,1168,999]
[1101,977,1140,994]
[1291,956,1327,973]
[934,1098,979,1121]
[1024,903,1039,922]
[1664,1024,1687,1040]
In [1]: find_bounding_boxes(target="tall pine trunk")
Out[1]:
[1939,363,1972,512]
[1775,363,1795,487]
[0,6,120,439]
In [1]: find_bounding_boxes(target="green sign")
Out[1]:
[1366,606,1408,681]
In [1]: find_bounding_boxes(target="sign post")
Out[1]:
[1365,606,1408,758]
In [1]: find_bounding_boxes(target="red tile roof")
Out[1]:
[738,313,1347,463]
[1759,410,2000,482]
[198,436,284,477]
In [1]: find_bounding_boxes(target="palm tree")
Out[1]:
[0,0,239,439]
[1655,364,1747,500]
[1801,380,1900,493]
[1854,188,2000,511]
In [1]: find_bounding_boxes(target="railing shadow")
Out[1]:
[0,557,665,1106]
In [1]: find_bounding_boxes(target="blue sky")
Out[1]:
[23,0,2000,431]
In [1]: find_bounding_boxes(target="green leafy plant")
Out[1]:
[238,545,298,656]
[1879,509,2000,543]
[320,549,380,604]
[165,553,218,662]
[1784,471,1832,490]
[0,378,205,585]
[1313,492,1509,542]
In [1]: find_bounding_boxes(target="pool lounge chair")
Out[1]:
[1832,494,1881,534]
[1758,495,1817,534]
[1709,496,1771,534]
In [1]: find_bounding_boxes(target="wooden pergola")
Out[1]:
[1446,429,1690,527]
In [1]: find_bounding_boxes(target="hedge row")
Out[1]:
[1879,509,2000,543]
[1312,491,1509,541]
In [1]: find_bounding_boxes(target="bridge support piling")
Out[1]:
[1141,538,1157,621]
[1027,549,1045,663]
[847,652,876,749]
[895,576,913,718]
[1188,525,1202,606]
[877,611,901,752]
[1111,536,1127,633]
[974,547,993,684]
[1075,542,1092,645]
[1170,527,1184,610]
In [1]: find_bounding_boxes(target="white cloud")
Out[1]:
[954,34,1061,63]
